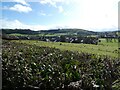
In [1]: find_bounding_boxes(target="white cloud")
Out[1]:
[40,0,57,7]
[13,0,29,6]
[39,12,52,16]
[1,19,48,30]
[39,0,66,7]
[39,0,66,13]
[38,10,52,16]
[0,18,118,31]
[58,6,63,13]
[9,4,32,13]
[2,0,32,13]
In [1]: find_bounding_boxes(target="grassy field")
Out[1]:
[9,33,68,37]
[13,38,119,58]
[9,33,29,36]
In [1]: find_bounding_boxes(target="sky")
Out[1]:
[0,0,119,31]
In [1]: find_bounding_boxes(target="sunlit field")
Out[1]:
[14,38,119,58]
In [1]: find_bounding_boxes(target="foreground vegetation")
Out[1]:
[2,40,120,90]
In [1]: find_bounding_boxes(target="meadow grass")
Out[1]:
[14,38,119,58]
[9,33,67,37]
[9,33,28,36]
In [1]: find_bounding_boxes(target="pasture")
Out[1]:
[14,38,119,58]
[8,33,67,37]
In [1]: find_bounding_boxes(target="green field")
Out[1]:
[9,33,68,37]
[14,38,119,58]
[9,33,29,36]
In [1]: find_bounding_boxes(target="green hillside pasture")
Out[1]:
[14,39,119,58]
[40,33,68,36]
[8,33,67,37]
[9,33,29,36]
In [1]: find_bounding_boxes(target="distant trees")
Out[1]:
[60,36,66,42]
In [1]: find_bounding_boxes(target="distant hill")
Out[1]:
[1,29,38,35]
[1,28,119,37]
[1,28,97,36]
[39,28,98,36]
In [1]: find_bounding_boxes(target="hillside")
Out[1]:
[40,28,97,36]
[1,29,119,38]
[1,28,97,36]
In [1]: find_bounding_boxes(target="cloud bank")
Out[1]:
[1,19,48,30]
[9,4,32,13]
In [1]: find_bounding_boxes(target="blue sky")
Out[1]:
[1,0,119,31]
